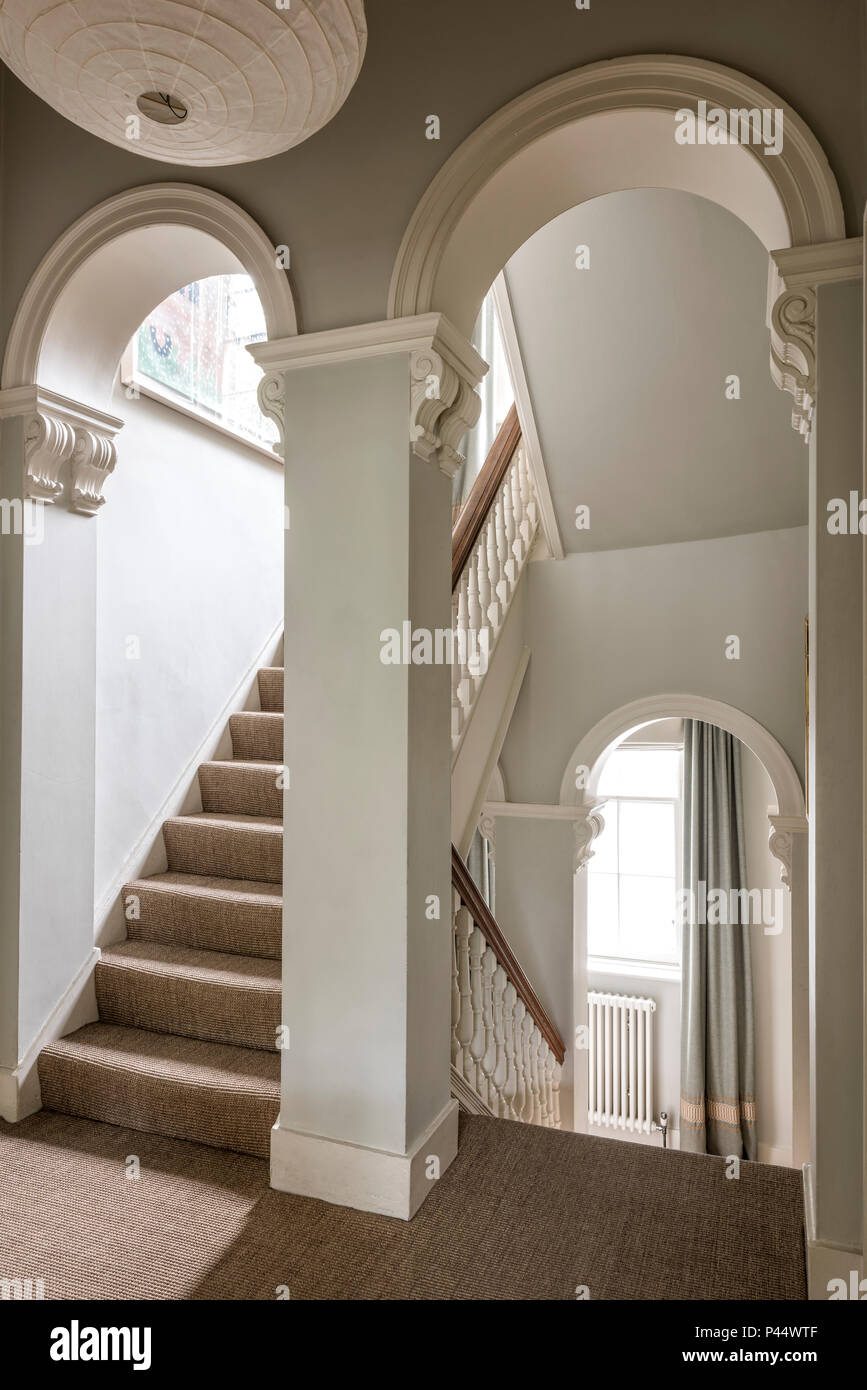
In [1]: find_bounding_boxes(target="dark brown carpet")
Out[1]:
[0,1110,805,1301]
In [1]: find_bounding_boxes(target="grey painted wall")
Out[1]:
[502,525,808,805]
[0,0,864,348]
[504,190,806,552]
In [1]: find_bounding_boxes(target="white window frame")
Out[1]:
[120,312,282,464]
[587,742,683,982]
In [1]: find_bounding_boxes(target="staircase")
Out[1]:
[37,667,285,1159]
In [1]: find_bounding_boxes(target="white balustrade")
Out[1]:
[451,443,538,753]
[450,888,562,1128]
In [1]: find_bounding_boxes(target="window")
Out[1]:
[122,274,279,454]
[587,744,682,980]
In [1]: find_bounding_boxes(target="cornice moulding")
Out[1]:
[250,314,488,479]
[249,314,487,385]
[483,801,591,821]
[770,237,863,290]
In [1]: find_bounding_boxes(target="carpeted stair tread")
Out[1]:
[163,813,282,883]
[229,711,283,761]
[198,759,282,818]
[39,1023,280,1158]
[96,943,280,1050]
[257,667,283,712]
[123,873,281,959]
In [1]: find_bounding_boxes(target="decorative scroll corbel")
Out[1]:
[768,814,808,892]
[409,347,460,468]
[769,287,816,443]
[0,387,124,513]
[257,371,286,454]
[573,800,606,873]
[23,409,76,503]
[478,808,496,860]
[70,425,120,515]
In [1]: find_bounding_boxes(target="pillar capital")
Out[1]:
[249,313,487,477]
[766,237,862,444]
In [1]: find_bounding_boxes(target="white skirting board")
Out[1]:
[803,1162,864,1299]
[270,1100,459,1220]
[0,947,100,1122]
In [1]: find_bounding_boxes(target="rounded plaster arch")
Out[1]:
[389,54,845,337]
[558,693,804,818]
[2,182,297,411]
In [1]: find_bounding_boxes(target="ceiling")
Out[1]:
[0,1,366,165]
[503,188,807,554]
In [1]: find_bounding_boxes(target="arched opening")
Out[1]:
[560,695,807,1167]
[409,54,833,1177]
[389,54,844,336]
[0,185,295,1115]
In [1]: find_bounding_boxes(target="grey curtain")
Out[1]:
[680,721,757,1159]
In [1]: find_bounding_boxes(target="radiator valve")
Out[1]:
[652,1111,669,1149]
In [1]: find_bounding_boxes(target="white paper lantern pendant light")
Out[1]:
[0,0,367,166]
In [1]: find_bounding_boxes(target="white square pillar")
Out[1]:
[251,315,486,1218]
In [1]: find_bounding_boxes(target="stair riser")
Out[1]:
[230,714,283,761]
[124,886,281,960]
[96,963,280,1052]
[38,1054,277,1159]
[257,669,284,713]
[163,823,282,884]
[198,765,282,818]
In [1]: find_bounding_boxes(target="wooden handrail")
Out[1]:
[451,844,566,1064]
[451,402,521,590]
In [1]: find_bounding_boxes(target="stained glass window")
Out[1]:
[127,274,278,451]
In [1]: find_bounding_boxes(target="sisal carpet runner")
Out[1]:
[37,668,285,1159]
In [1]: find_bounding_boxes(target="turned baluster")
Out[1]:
[509,462,525,570]
[454,905,475,1085]
[455,573,473,719]
[468,925,487,1104]
[513,999,528,1122]
[450,889,462,1070]
[544,1051,557,1129]
[520,1010,537,1123]
[527,1024,543,1124]
[491,964,508,1116]
[502,476,518,593]
[485,515,502,635]
[479,947,497,1111]
[494,490,510,612]
[474,537,493,672]
[518,446,538,531]
[551,1059,562,1129]
[466,559,484,694]
[537,1039,551,1127]
[450,593,463,745]
[501,980,519,1121]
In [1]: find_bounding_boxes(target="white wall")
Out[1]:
[504,526,807,802]
[95,386,284,917]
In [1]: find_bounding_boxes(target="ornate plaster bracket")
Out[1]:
[767,238,863,444]
[768,813,808,892]
[478,808,496,859]
[573,800,607,874]
[248,313,487,480]
[0,385,123,514]
[257,371,286,455]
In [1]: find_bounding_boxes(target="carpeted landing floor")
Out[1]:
[0,1110,806,1301]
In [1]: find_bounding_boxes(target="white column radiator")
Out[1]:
[587,991,656,1134]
